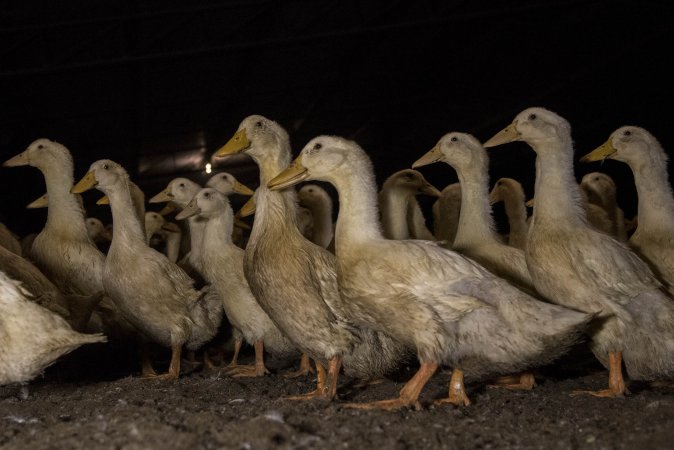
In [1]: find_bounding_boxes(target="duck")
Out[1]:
[379,169,439,240]
[580,172,628,242]
[268,134,592,410]
[176,187,298,377]
[432,182,461,248]
[85,217,113,246]
[484,106,674,396]
[297,183,335,250]
[413,132,537,295]
[72,159,223,379]
[581,126,674,293]
[149,177,205,279]
[214,115,410,401]
[0,270,106,386]
[206,171,256,248]
[144,211,183,263]
[488,177,530,250]
[0,222,22,256]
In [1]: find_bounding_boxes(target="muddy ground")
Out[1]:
[1,341,673,450]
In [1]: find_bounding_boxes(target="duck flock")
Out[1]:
[1,106,674,411]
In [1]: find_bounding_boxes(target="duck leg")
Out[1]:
[284,352,315,378]
[151,344,182,380]
[436,368,471,406]
[140,342,158,378]
[285,360,328,400]
[345,361,439,411]
[203,350,217,371]
[226,339,270,377]
[223,336,243,370]
[488,372,536,390]
[572,351,626,397]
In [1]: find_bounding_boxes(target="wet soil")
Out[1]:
[1,343,673,450]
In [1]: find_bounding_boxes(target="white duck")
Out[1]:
[432,182,461,247]
[297,183,336,249]
[580,172,628,242]
[177,188,298,377]
[484,106,674,397]
[0,270,106,386]
[86,217,112,246]
[379,169,439,240]
[72,159,223,379]
[206,170,256,248]
[268,135,592,410]
[489,177,530,250]
[215,115,410,401]
[414,132,537,295]
[581,127,674,292]
[144,211,182,263]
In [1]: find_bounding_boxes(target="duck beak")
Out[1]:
[149,188,173,203]
[161,221,182,233]
[26,194,48,209]
[71,171,98,193]
[237,196,256,218]
[233,180,255,196]
[234,218,251,230]
[96,195,110,205]
[412,145,442,168]
[175,199,200,220]
[420,181,442,197]
[3,150,30,167]
[100,229,113,242]
[580,139,615,163]
[158,203,176,216]
[215,129,251,157]
[525,198,535,208]
[483,122,521,148]
[268,156,308,191]
[488,190,499,205]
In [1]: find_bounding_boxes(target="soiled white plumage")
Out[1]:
[580,172,628,242]
[489,177,530,250]
[215,115,409,400]
[3,139,105,297]
[0,270,106,385]
[485,107,674,394]
[206,171,256,248]
[0,223,22,256]
[379,169,439,240]
[72,160,222,379]
[178,188,297,375]
[432,182,461,247]
[581,126,674,293]
[298,183,335,249]
[268,135,591,409]
[414,133,536,294]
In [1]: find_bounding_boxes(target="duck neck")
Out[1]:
[333,167,383,253]
[310,199,334,247]
[380,189,411,239]
[532,138,587,228]
[108,182,146,246]
[203,209,232,252]
[453,169,501,248]
[501,186,528,237]
[187,216,207,258]
[41,163,89,239]
[631,157,674,233]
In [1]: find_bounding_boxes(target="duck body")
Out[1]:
[73,160,222,377]
[414,132,536,293]
[216,116,409,392]
[0,270,106,385]
[269,135,591,408]
[485,107,674,385]
[489,177,529,250]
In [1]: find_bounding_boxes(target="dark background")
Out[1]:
[1,0,673,236]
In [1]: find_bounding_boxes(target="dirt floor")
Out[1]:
[1,341,673,450]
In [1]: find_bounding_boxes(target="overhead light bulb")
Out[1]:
[205,162,212,174]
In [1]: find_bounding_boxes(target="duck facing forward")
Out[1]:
[268,135,592,410]
[484,107,674,397]
[72,160,223,379]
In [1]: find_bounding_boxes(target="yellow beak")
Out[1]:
[26,194,49,209]
[96,196,110,205]
[158,203,177,216]
[267,156,308,191]
[236,196,256,218]
[3,150,30,167]
[579,139,615,163]
[215,129,251,157]
[149,189,173,204]
[412,145,442,168]
[233,180,255,196]
[71,171,98,194]
[483,122,521,148]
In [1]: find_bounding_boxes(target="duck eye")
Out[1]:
[204,192,210,199]
[496,181,502,186]
[179,183,185,188]
[37,144,44,149]
[102,163,109,170]
[528,113,537,121]
[255,121,262,128]
[624,130,632,137]
[314,143,322,150]
[450,136,458,142]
